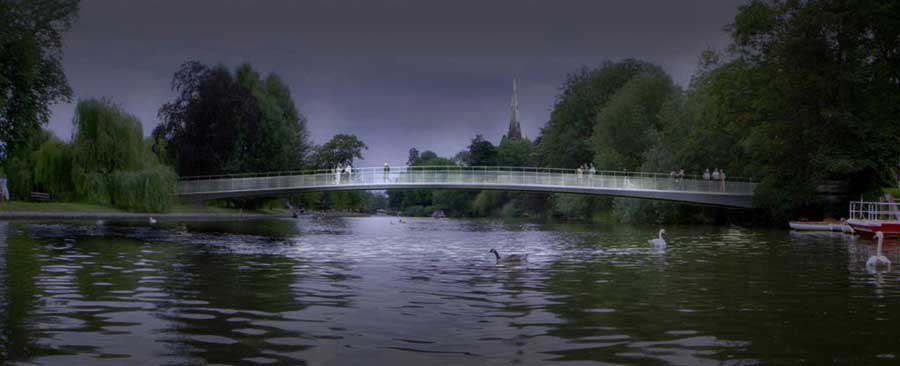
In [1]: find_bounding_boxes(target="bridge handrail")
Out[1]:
[178,165,756,183]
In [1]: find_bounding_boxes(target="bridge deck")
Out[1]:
[178,166,756,208]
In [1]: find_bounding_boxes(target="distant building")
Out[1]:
[505,78,523,141]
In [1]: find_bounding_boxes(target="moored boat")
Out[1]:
[846,199,900,237]
[789,220,851,232]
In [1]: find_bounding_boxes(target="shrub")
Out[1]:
[108,166,177,213]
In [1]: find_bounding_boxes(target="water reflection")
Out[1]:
[1,218,899,365]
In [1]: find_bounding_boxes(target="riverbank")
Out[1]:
[0,201,289,221]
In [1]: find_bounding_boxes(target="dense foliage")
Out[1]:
[289,134,376,213]
[33,134,72,198]
[387,138,547,218]
[155,62,313,175]
[713,0,900,220]
[72,100,176,211]
[7,0,899,223]
[536,59,662,169]
[440,1,900,223]
[592,68,676,171]
[23,100,177,212]
[465,135,498,166]
[0,0,79,161]
[312,134,367,168]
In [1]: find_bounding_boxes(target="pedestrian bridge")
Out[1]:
[178,166,756,208]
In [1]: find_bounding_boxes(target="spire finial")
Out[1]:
[506,77,523,140]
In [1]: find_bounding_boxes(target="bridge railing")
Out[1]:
[177,166,757,196]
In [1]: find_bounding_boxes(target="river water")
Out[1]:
[0,217,898,365]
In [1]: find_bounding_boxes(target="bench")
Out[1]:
[30,192,51,202]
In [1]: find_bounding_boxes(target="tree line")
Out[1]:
[1,0,374,212]
[389,0,900,223]
[2,0,898,220]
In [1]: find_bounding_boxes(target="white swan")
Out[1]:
[648,228,666,248]
[148,217,157,225]
[490,248,527,264]
[866,231,891,270]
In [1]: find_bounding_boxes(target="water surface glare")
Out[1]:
[1,217,899,365]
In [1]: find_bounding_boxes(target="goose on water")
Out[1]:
[648,228,666,248]
[490,248,527,264]
[867,231,891,270]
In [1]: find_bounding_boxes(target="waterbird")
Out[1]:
[866,231,891,270]
[148,217,157,225]
[490,248,528,264]
[648,228,667,248]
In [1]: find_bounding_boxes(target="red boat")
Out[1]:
[846,199,900,237]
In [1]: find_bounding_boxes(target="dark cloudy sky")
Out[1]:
[48,0,745,167]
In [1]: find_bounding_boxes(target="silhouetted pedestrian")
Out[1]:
[720,169,726,192]
[0,175,8,203]
[703,168,711,190]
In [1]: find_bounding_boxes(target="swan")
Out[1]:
[866,231,891,270]
[148,217,157,225]
[490,248,527,264]
[648,228,666,248]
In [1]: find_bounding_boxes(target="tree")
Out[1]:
[313,134,367,168]
[3,129,51,199]
[497,137,533,166]
[234,63,312,171]
[406,149,443,166]
[33,133,72,198]
[156,62,259,175]
[72,99,144,175]
[466,134,497,166]
[71,99,176,212]
[694,0,900,219]
[407,148,420,166]
[592,69,677,170]
[0,0,79,162]
[452,150,470,166]
[156,61,313,175]
[537,59,661,168]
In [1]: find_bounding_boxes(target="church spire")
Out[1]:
[506,78,523,140]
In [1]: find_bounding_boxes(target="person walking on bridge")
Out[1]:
[719,169,726,192]
[335,164,342,184]
[703,168,711,191]
[383,162,390,182]
[344,164,353,183]
[0,175,8,204]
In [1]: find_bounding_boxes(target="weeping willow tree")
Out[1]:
[33,135,73,199]
[69,99,176,212]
